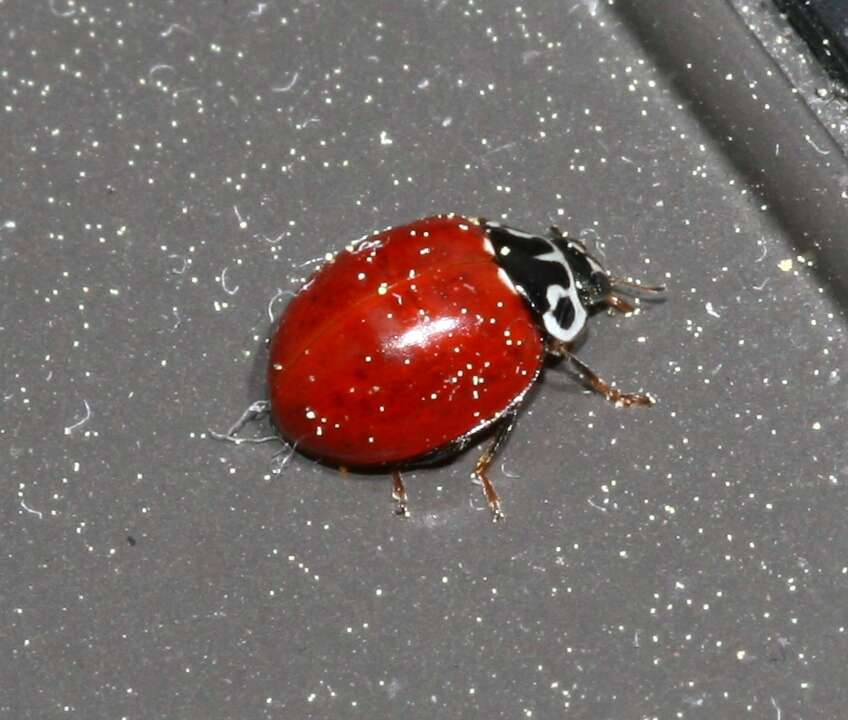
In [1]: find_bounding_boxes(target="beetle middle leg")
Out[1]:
[548,341,654,407]
[472,411,517,522]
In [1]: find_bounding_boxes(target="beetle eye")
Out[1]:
[591,271,612,298]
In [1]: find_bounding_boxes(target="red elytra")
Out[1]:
[267,215,544,468]
[219,213,663,521]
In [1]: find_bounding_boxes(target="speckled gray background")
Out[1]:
[4,1,848,718]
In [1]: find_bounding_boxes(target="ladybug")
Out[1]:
[215,214,663,520]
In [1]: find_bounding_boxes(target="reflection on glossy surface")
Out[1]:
[390,316,460,351]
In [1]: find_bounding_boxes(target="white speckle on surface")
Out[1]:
[705,302,720,318]
[379,131,393,145]
[220,266,240,295]
[64,399,92,436]
[233,206,248,230]
[48,0,76,17]
[20,501,43,519]
[778,258,793,272]
[804,134,830,155]
[271,71,299,92]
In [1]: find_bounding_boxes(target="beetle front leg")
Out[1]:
[547,341,654,408]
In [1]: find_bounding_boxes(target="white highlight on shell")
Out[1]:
[497,267,519,295]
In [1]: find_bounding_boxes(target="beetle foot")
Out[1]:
[391,471,410,518]
[610,389,655,408]
[490,500,505,523]
[472,467,505,522]
[392,494,410,518]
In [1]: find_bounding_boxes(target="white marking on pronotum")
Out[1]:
[64,399,92,436]
[542,285,569,339]
[535,238,569,267]
[536,240,586,342]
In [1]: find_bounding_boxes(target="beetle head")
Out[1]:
[559,235,664,314]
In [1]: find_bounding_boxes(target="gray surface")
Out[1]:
[4,1,847,718]
[735,0,848,158]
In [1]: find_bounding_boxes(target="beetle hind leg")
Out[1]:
[472,412,517,522]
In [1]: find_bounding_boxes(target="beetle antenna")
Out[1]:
[609,277,666,295]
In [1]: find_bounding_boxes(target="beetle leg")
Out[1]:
[547,341,654,408]
[472,412,517,522]
[391,470,410,518]
[605,294,636,314]
[209,400,278,444]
